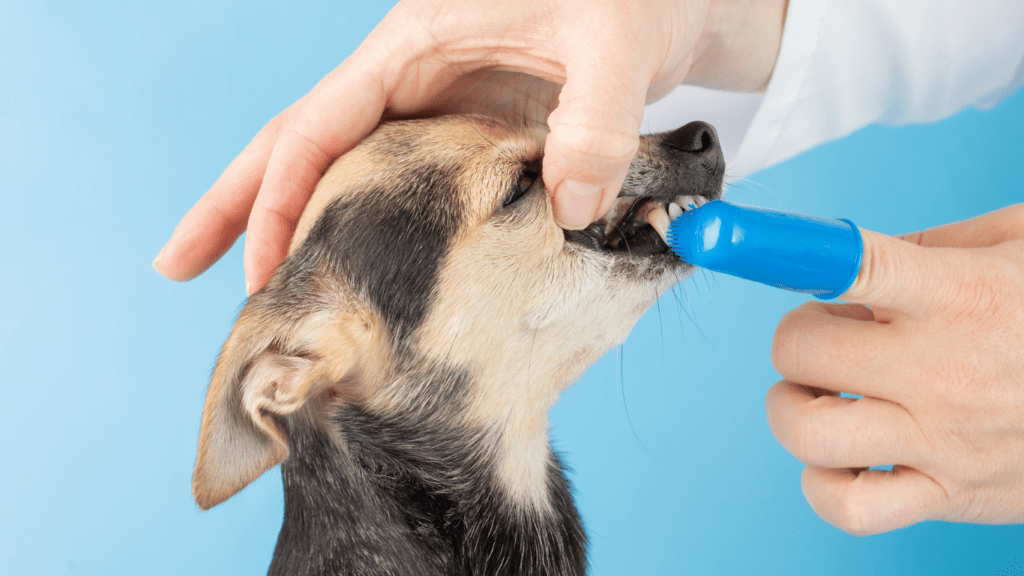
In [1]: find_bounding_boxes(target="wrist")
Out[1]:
[685,0,788,92]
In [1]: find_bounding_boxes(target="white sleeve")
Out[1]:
[729,0,1024,179]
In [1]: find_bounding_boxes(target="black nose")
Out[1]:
[662,121,720,155]
[618,120,725,201]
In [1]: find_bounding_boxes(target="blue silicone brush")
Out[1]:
[666,200,863,299]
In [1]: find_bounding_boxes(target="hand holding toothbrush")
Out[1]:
[764,205,1024,535]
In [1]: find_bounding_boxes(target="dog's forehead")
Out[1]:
[290,116,541,253]
[279,115,546,347]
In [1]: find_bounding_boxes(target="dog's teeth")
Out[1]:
[646,205,671,245]
[674,195,708,211]
[668,202,683,220]
[603,197,638,236]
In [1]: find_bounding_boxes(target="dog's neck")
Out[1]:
[269,369,587,576]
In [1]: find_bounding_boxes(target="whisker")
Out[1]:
[669,281,690,339]
[468,122,499,149]
[725,177,780,205]
[617,345,648,451]
[528,325,539,389]
[655,296,665,364]
[444,325,461,360]
[699,267,714,295]
[680,278,714,348]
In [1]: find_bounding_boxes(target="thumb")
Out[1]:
[840,229,948,319]
[543,57,647,230]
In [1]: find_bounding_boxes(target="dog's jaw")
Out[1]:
[193,115,726,575]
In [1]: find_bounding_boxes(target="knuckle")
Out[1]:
[249,103,305,155]
[262,128,334,203]
[945,255,1022,328]
[280,127,332,167]
[898,231,925,246]
[835,484,877,536]
[771,308,811,378]
[259,113,289,145]
[548,122,640,162]
[950,488,985,523]
[774,391,836,465]
[788,415,826,464]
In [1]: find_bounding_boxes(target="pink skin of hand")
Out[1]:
[766,204,1024,535]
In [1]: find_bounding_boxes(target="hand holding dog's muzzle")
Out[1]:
[764,205,1024,535]
[152,0,789,295]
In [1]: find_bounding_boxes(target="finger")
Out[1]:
[900,203,1024,248]
[765,380,918,468]
[801,465,950,536]
[244,61,387,294]
[771,301,903,399]
[840,229,952,319]
[418,70,561,128]
[544,54,647,229]
[153,104,295,281]
[814,301,875,322]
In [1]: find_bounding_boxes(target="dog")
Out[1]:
[192,114,724,575]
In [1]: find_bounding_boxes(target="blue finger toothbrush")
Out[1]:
[665,200,863,299]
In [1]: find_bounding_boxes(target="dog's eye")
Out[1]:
[503,163,541,207]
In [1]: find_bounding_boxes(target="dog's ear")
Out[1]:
[192,297,365,510]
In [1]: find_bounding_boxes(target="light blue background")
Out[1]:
[2,1,1022,574]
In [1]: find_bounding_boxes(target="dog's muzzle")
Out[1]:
[564,121,725,258]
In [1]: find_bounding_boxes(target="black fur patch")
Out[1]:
[286,164,464,347]
[271,367,587,576]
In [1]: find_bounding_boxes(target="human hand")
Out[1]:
[766,204,1024,535]
[152,0,787,294]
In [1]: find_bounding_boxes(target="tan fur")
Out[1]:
[193,304,379,509]
[290,118,541,254]
[193,115,700,514]
[413,186,669,511]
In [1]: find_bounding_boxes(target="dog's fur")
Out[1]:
[193,115,724,575]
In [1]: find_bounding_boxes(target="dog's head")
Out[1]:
[192,114,723,510]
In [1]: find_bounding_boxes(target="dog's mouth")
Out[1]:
[564,194,710,257]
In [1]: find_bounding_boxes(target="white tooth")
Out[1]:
[602,197,636,237]
[646,205,671,245]
[676,195,708,210]
[605,198,631,222]
[668,202,683,220]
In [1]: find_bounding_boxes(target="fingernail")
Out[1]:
[554,179,603,230]
[245,279,253,296]
[152,245,167,274]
